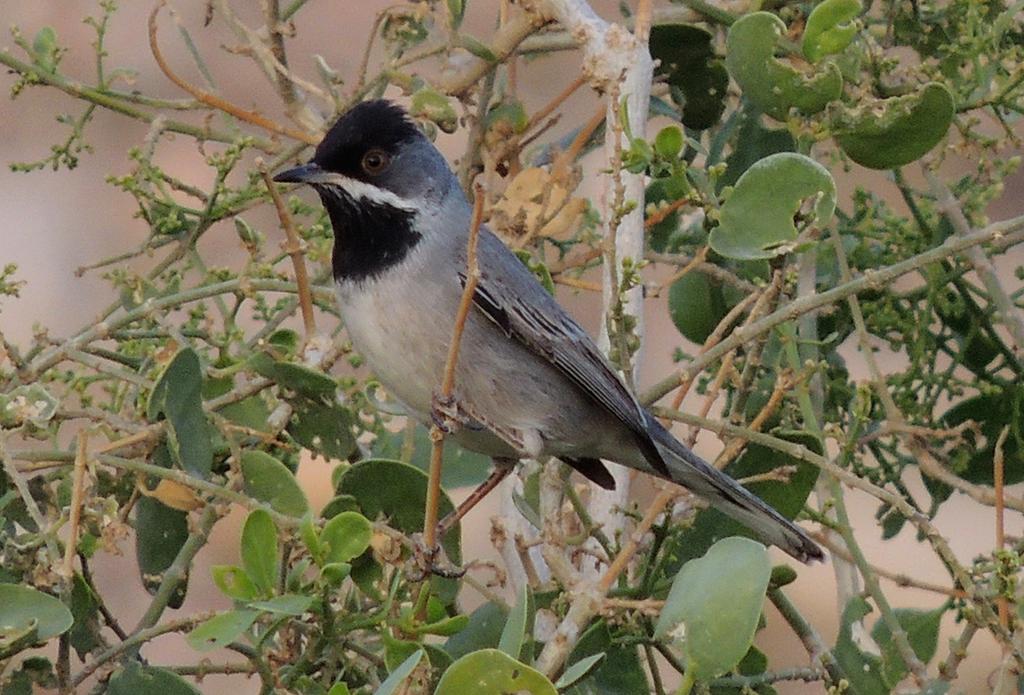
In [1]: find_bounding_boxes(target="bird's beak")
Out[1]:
[273,162,324,184]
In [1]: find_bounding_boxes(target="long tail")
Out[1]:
[645,416,823,563]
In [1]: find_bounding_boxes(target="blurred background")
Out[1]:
[2,1,1023,692]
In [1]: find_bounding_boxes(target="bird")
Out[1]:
[274,99,823,564]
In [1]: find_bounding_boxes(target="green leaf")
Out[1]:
[240,450,309,517]
[31,27,59,72]
[435,649,556,695]
[108,661,201,695]
[134,493,189,608]
[288,397,357,461]
[940,384,1024,486]
[719,104,795,190]
[803,0,862,62]
[327,683,351,695]
[411,87,458,134]
[375,649,424,695]
[211,565,257,601]
[726,12,842,120]
[321,511,372,564]
[249,351,337,399]
[186,609,259,652]
[444,602,508,659]
[68,573,103,659]
[0,585,73,659]
[146,348,213,477]
[498,584,529,659]
[871,607,943,685]
[833,83,955,169]
[654,537,771,681]
[459,35,497,62]
[447,0,465,29]
[248,594,314,616]
[668,271,729,345]
[241,509,278,597]
[555,653,606,689]
[710,152,836,260]
[654,126,684,159]
[320,562,352,586]
[833,597,887,695]
[649,24,729,129]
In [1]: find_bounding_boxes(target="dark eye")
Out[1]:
[362,149,390,175]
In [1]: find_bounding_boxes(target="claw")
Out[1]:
[408,532,465,580]
[430,392,460,435]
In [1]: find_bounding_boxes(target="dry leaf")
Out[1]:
[490,167,586,245]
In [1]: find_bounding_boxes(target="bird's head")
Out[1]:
[274,100,458,282]
[274,100,454,212]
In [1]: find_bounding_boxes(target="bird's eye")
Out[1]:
[361,149,391,175]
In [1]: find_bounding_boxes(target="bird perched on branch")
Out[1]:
[274,100,822,564]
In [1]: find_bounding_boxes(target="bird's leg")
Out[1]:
[437,460,515,536]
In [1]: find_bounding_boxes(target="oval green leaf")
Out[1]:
[240,450,309,517]
[248,594,314,616]
[710,152,836,260]
[240,509,278,597]
[649,23,729,129]
[288,397,357,461]
[668,271,729,345]
[211,565,257,601]
[134,493,189,608]
[803,0,862,63]
[186,609,259,652]
[321,511,372,564]
[0,585,73,658]
[726,12,843,121]
[435,649,557,695]
[833,82,955,169]
[146,348,212,477]
[654,537,771,682]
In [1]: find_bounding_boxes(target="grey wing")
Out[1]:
[461,229,669,477]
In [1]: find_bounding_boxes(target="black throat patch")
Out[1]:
[316,185,421,283]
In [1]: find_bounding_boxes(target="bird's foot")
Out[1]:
[430,392,460,434]
[407,532,465,580]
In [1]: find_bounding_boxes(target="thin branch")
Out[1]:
[0,50,277,151]
[423,182,486,553]
[60,433,89,580]
[260,163,317,338]
[148,2,317,145]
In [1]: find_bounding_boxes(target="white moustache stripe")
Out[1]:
[312,171,416,211]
